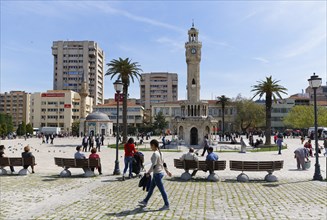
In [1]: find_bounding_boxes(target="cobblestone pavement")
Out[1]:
[0,136,326,220]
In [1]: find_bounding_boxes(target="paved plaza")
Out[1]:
[0,136,326,220]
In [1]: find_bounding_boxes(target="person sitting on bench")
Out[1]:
[0,145,15,173]
[180,148,198,176]
[74,146,88,172]
[22,145,35,173]
[89,148,102,175]
[206,147,218,174]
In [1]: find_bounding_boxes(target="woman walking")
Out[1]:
[139,139,170,211]
[123,138,136,180]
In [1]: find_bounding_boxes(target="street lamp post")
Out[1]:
[113,79,123,175]
[308,73,323,181]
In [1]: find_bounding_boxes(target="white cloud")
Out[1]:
[283,33,326,58]
[156,37,184,52]
[240,11,257,22]
[252,57,269,64]
[79,2,184,33]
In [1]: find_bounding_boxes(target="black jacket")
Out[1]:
[139,174,151,191]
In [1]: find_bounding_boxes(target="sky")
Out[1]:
[1,1,326,101]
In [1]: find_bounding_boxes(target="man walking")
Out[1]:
[82,135,88,152]
[201,135,209,156]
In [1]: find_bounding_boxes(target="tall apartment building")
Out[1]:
[0,91,30,128]
[30,90,93,133]
[140,72,178,111]
[52,41,105,105]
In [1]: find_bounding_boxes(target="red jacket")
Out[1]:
[124,143,136,157]
[89,153,100,159]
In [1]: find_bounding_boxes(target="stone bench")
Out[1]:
[0,157,36,175]
[229,160,284,182]
[54,157,100,177]
[174,159,226,181]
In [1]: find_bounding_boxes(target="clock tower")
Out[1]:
[185,23,202,103]
[172,24,217,147]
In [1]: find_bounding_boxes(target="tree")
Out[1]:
[153,112,168,134]
[16,121,26,136]
[106,58,142,143]
[283,105,327,128]
[72,121,80,136]
[26,123,33,135]
[234,95,265,132]
[0,123,7,136]
[217,95,230,134]
[251,76,287,145]
[0,113,14,134]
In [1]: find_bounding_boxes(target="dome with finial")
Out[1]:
[86,111,109,121]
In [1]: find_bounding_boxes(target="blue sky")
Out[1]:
[1,1,326,100]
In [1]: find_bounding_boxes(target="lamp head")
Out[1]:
[308,73,322,89]
[113,79,123,93]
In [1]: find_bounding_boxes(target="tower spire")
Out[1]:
[192,19,194,27]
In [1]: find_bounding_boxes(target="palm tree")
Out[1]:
[106,58,142,143]
[217,95,230,135]
[251,76,287,145]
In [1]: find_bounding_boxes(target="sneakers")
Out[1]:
[138,200,147,207]
[122,176,125,181]
[159,205,170,211]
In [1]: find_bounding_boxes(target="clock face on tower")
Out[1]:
[191,48,196,54]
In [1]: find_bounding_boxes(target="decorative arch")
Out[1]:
[190,127,198,145]
[179,126,184,140]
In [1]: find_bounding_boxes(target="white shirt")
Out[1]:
[180,152,198,161]
[147,150,164,174]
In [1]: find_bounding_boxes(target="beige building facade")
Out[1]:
[152,101,236,134]
[52,41,105,105]
[30,90,93,133]
[93,99,144,128]
[0,91,30,129]
[140,72,178,111]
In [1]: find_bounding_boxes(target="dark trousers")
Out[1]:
[278,144,282,154]
[9,166,15,172]
[201,146,208,156]
[82,143,88,152]
[88,143,94,151]
[91,166,102,174]
[23,165,34,172]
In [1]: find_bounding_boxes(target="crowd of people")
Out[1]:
[82,134,105,152]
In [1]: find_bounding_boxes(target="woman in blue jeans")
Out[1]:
[123,138,136,180]
[139,139,170,210]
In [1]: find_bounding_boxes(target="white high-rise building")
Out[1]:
[52,41,105,105]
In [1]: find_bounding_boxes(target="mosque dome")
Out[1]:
[85,111,109,121]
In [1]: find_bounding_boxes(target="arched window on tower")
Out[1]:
[192,79,196,88]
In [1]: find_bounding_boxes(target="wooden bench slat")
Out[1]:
[174,159,226,171]
[230,160,284,172]
[54,158,100,168]
[0,157,35,166]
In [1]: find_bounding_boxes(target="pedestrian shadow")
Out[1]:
[166,177,213,182]
[106,206,159,217]
[52,145,78,148]
[101,176,140,183]
[288,169,306,171]
[224,178,267,183]
[41,174,97,180]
